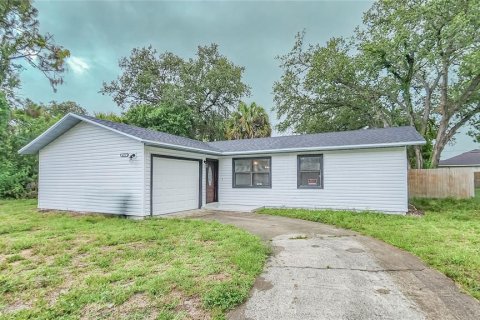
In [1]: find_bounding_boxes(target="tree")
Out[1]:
[0,98,87,198]
[0,90,9,131]
[46,101,87,117]
[0,0,70,100]
[101,44,250,141]
[273,0,480,168]
[225,102,272,140]
[123,103,194,138]
[0,100,54,198]
[94,112,125,123]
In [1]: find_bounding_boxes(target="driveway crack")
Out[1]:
[269,265,426,272]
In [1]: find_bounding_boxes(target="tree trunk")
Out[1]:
[414,145,424,169]
[431,138,446,168]
[429,59,450,168]
[430,119,449,168]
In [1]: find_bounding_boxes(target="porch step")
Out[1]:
[203,202,263,213]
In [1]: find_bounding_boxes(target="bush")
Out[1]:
[0,164,38,198]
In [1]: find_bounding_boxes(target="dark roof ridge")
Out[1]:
[208,126,418,146]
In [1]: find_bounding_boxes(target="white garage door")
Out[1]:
[152,157,200,215]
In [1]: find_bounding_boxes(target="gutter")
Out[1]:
[142,140,221,155]
[143,140,426,156]
[217,140,426,156]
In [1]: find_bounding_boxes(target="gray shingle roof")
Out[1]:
[439,149,480,166]
[87,115,424,153]
[208,126,424,153]
[82,115,221,153]
[19,113,425,155]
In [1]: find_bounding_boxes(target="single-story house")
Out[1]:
[19,113,425,217]
[439,149,480,188]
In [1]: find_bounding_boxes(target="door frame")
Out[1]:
[205,158,219,203]
[150,154,203,216]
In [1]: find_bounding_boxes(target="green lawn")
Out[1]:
[0,200,268,320]
[259,195,480,300]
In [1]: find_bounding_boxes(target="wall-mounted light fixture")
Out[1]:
[120,153,136,160]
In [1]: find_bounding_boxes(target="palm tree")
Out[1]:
[225,102,272,140]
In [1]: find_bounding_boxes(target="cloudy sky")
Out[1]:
[20,0,478,158]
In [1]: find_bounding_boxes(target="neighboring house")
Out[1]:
[19,113,425,216]
[439,149,480,188]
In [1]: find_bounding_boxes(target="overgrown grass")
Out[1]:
[259,195,480,300]
[0,200,268,319]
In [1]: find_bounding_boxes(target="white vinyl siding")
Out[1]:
[38,122,145,216]
[37,121,409,216]
[218,147,408,213]
[144,146,214,216]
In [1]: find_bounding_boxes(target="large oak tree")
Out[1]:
[101,44,250,141]
[274,0,480,168]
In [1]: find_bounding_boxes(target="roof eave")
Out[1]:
[142,140,221,155]
[18,113,81,154]
[220,140,426,156]
[18,113,147,155]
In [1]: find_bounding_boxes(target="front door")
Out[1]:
[206,160,218,203]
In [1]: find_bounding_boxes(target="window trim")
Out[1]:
[232,157,272,188]
[297,154,323,189]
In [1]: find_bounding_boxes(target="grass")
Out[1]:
[0,200,269,320]
[259,191,480,300]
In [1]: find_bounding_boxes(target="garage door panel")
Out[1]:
[152,157,200,215]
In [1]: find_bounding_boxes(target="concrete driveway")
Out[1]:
[193,211,480,320]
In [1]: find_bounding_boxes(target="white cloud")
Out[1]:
[67,56,90,74]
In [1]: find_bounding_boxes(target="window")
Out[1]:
[233,157,271,188]
[297,155,323,188]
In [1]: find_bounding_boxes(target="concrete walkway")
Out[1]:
[193,211,480,320]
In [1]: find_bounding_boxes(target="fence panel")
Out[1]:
[408,168,474,199]
[475,172,480,189]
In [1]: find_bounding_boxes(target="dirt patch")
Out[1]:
[71,237,95,248]
[47,271,77,306]
[407,204,424,216]
[81,293,158,320]
[1,300,32,314]
[172,290,211,320]
[205,273,231,282]
[20,248,35,259]
[71,252,89,268]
